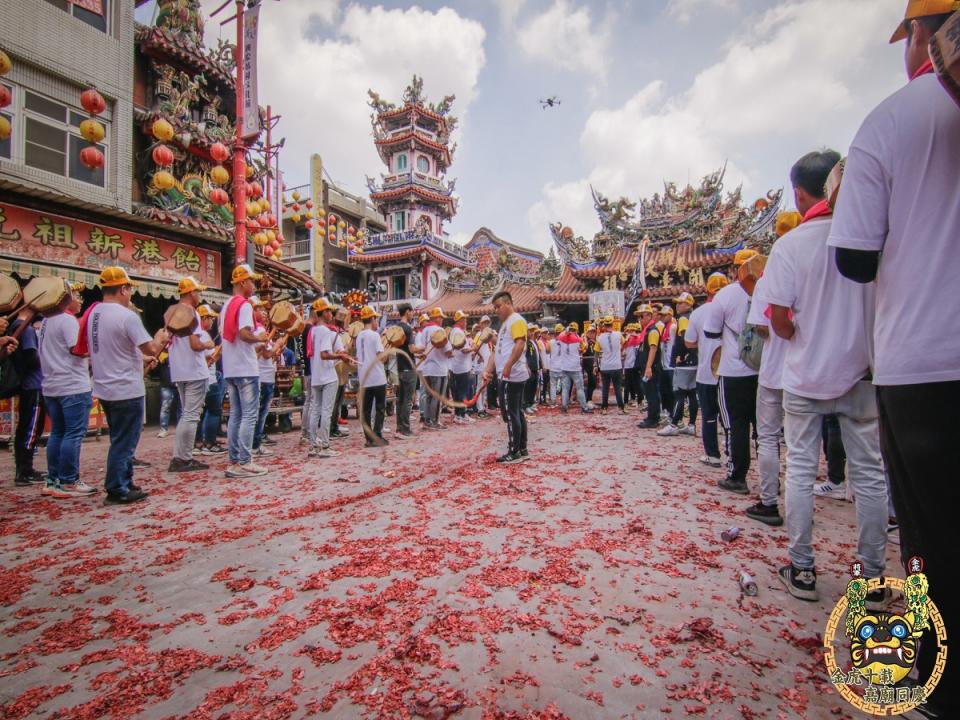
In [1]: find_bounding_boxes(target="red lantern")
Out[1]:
[317,217,326,227]
[80,88,106,116]
[348,226,356,235]
[328,214,337,223]
[0,85,11,110]
[247,181,263,198]
[270,238,281,250]
[267,214,277,227]
[246,219,260,232]
[258,214,271,228]
[305,220,313,230]
[263,245,274,257]
[152,144,174,167]
[305,200,314,209]
[210,188,229,206]
[291,203,300,212]
[210,141,230,163]
[79,146,104,170]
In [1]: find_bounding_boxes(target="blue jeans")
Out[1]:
[254,381,275,449]
[44,392,93,485]
[561,370,587,410]
[100,397,144,496]
[225,377,259,465]
[159,385,179,430]
[201,374,224,444]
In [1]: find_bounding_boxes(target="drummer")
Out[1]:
[196,304,225,456]
[252,299,276,458]
[449,310,474,424]
[356,306,389,446]
[418,307,452,430]
[166,277,213,473]
[306,298,352,458]
[85,267,169,504]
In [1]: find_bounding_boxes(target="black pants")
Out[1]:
[642,372,661,423]
[540,371,550,403]
[487,378,499,410]
[822,414,846,483]
[329,383,345,435]
[877,382,959,712]
[498,379,527,454]
[671,385,699,426]
[718,374,758,483]
[15,389,45,475]
[659,369,675,419]
[450,371,471,418]
[396,369,417,431]
[361,384,386,441]
[600,370,623,410]
[696,382,721,459]
[583,362,597,403]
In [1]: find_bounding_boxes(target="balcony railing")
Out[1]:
[362,230,469,261]
[378,172,449,194]
[280,240,311,260]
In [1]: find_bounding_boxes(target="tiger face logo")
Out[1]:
[850,613,919,684]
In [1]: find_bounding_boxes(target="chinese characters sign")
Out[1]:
[0,204,221,287]
[589,290,625,322]
[241,4,260,139]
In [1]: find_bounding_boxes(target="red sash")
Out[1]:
[71,301,101,357]
[222,295,251,343]
[911,58,934,81]
[802,199,833,223]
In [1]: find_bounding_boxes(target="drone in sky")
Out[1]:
[539,96,561,109]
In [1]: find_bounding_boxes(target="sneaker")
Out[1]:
[318,447,340,458]
[42,482,73,498]
[463,415,476,424]
[680,424,697,436]
[620,408,629,415]
[306,449,319,458]
[104,488,149,505]
[813,480,848,501]
[254,446,274,457]
[636,420,659,429]
[581,407,593,414]
[398,430,415,438]
[658,417,670,427]
[200,443,227,455]
[745,501,784,526]
[262,435,277,445]
[718,477,750,495]
[887,517,899,533]
[519,449,529,458]
[778,564,818,601]
[131,458,151,468]
[338,417,349,426]
[62,480,97,495]
[866,586,893,611]
[225,463,268,478]
[699,455,723,468]
[657,424,680,437]
[496,451,523,464]
[168,457,209,472]
[476,412,491,419]
[157,429,168,438]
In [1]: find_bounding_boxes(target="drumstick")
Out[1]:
[415,345,434,369]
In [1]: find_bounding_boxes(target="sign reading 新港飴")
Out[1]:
[0,203,222,287]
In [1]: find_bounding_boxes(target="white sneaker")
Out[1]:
[64,480,97,495]
[699,455,722,467]
[680,424,697,436]
[814,481,849,501]
[464,415,476,423]
[658,424,680,437]
[157,429,168,438]
[318,447,340,458]
[254,446,273,456]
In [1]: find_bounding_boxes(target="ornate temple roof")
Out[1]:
[349,242,469,268]
[135,24,235,90]
[569,243,736,279]
[368,184,457,217]
[425,283,544,318]
[374,130,452,167]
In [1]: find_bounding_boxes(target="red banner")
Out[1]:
[0,203,222,288]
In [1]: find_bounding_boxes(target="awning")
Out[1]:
[0,257,231,304]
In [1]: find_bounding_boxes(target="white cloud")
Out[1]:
[495,0,528,27]
[666,0,738,23]
[199,0,486,198]
[527,0,904,246]
[515,0,613,81]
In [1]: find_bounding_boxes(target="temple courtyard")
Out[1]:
[0,408,899,719]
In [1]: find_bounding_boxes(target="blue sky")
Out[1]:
[139,0,907,252]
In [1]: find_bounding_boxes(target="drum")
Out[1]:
[268,300,298,332]
[931,10,960,109]
[0,273,22,314]
[164,303,199,337]
[347,321,364,339]
[449,327,467,349]
[382,324,406,348]
[474,327,495,348]
[23,277,69,315]
[711,347,722,378]
[429,328,448,348]
[287,315,305,338]
[825,158,845,210]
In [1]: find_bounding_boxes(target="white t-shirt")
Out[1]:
[199,329,217,383]
[310,324,343,387]
[220,299,259,379]
[494,313,530,382]
[598,331,623,372]
[660,322,675,370]
[38,313,91,398]
[549,338,563,370]
[558,337,582,373]
[827,74,960,386]
[747,277,786,392]
[417,325,451,378]
[702,282,757,378]
[761,217,874,400]
[474,343,491,375]
[450,344,473,375]
[539,341,550,372]
[258,344,276,384]
[356,327,386,387]
[168,308,208,384]
[622,337,637,369]
[684,303,719,387]
[88,302,152,401]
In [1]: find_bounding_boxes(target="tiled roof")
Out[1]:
[539,266,589,302]
[570,243,735,279]
[640,283,709,302]
[135,25,234,89]
[378,103,447,126]
[348,244,468,268]
[258,255,323,292]
[135,206,232,241]
[426,284,542,317]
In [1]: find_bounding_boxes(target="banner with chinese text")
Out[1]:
[588,290,625,322]
[241,4,261,139]
[0,203,222,288]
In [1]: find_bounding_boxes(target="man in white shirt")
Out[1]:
[684,274,727,467]
[558,322,591,413]
[550,324,564,403]
[449,310,474,424]
[418,307,453,430]
[702,249,762,494]
[597,317,625,413]
[763,149,887,605]
[483,290,530,463]
[166,277,213,473]
[307,298,353,457]
[658,305,676,422]
[356,305,389,446]
[828,7,960,711]
[87,267,168,504]
[219,264,269,478]
[252,300,277,458]
[634,306,662,427]
[196,304,225,455]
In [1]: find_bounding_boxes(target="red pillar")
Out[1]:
[232,0,247,266]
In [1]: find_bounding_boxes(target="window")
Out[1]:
[417,155,430,173]
[393,212,405,231]
[20,90,108,187]
[391,275,406,300]
[396,154,407,171]
[42,0,109,33]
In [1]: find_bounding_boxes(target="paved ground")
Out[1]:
[0,404,899,719]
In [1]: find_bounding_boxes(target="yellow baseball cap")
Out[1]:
[601,315,615,325]
[231,263,262,284]
[706,272,730,294]
[554,323,565,333]
[453,309,467,321]
[635,305,655,315]
[99,266,139,288]
[890,0,960,43]
[660,305,674,316]
[312,297,337,313]
[360,305,380,320]
[198,304,215,318]
[733,248,759,266]
[178,276,206,295]
[568,321,579,331]
[419,313,430,323]
[429,307,446,319]
[775,211,803,238]
[674,292,695,306]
